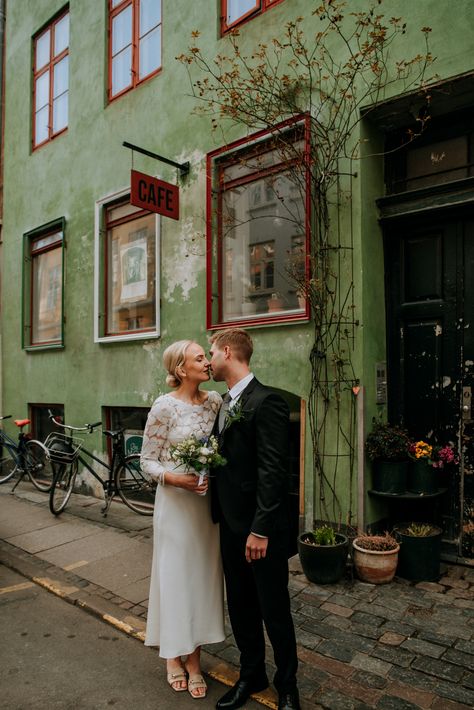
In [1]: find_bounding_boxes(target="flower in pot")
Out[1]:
[298,524,349,584]
[267,292,285,312]
[407,440,459,494]
[352,531,400,584]
[366,422,410,494]
[394,522,443,582]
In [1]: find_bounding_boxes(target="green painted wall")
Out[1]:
[2,0,474,525]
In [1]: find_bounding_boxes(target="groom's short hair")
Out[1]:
[210,328,253,364]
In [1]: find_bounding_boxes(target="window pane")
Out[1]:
[112,46,132,95]
[54,13,69,56]
[35,71,50,111]
[53,56,68,97]
[220,171,304,321]
[139,26,161,79]
[226,0,259,24]
[111,0,124,7]
[53,92,68,133]
[140,0,161,36]
[35,106,49,145]
[112,6,132,55]
[32,247,62,344]
[106,212,156,334]
[35,30,50,70]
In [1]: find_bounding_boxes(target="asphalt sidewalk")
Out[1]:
[1,484,474,710]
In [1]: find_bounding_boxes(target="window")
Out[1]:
[104,406,148,456]
[94,190,160,342]
[207,117,310,328]
[23,220,65,349]
[109,0,162,100]
[33,10,69,149]
[222,0,284,33]
[29,404,64,440]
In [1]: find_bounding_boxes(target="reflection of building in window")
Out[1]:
[105,200,156,335]
[210,122,308,324]
[249,241,275,292]
[30,231,63,345]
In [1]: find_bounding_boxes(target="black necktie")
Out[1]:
[218,392,232,432]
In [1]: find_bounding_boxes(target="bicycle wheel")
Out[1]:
[0,447,18,484]
[49,460,77,515]
[115,454,155,515]
[24,439,55,492]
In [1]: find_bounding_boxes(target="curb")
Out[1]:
[0,539,278,708]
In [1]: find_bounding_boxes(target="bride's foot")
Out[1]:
[166,660,187,692]
[184,660,207,699]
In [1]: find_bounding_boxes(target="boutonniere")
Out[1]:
[222,399,247,433]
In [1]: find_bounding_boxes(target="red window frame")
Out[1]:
[103,197,157,337]
[206,115,311,330]
[108,0,162,102]
[221,0,285,34]
[32,9,69,150]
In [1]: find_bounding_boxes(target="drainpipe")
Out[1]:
[357,386,366,533]
[0,0,6,416]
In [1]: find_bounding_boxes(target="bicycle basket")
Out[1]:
[44,432,83,464]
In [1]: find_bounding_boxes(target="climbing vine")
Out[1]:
[178,0,435,526]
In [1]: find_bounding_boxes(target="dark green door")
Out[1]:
[385,211,474,559]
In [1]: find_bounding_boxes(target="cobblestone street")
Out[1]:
[1,488,473,709]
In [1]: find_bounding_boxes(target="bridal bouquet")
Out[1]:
[170,434,226,487]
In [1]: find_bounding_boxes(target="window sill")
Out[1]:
[24,343,65,352]
[95,331,160,344]
[209,311,310,330]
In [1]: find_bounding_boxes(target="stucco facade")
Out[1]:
[1,1,474,554]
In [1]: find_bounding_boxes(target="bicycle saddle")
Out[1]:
[103,429,123,439]
[14,419,31,428]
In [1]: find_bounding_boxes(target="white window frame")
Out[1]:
[94,186,161,343]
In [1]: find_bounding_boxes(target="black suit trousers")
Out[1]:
[219,518,298,693]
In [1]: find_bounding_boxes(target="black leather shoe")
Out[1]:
[278,690,301,710]
[216,678,269,709]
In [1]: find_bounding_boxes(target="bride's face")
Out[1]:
[182,343,210,384]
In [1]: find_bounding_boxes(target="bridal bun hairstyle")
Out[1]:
[163,340,194,388]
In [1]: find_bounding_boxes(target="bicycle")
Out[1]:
[0,415,55,492]
[46,412,155,517]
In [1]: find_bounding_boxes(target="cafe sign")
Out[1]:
[130,169,179,220]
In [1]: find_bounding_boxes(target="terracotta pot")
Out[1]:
[352,538,400,584]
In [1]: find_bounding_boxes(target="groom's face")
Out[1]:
[209,343,226,381]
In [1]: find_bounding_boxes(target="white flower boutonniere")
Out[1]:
[222,399,246,433]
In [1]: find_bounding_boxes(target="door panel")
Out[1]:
[384,214,472,555]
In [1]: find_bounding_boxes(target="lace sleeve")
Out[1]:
[140,397,172,480]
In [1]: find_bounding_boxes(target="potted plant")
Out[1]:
[352,531,400,584]
[366,422,410,494]
[298,525,349,584]
[408,440,458,494]
[394,522,443,581]
[267,292,284,312]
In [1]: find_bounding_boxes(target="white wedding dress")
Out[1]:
[141,391,225,658]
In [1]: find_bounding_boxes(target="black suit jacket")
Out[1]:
[211,378,290,537]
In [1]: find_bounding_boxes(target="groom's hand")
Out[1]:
[245,533,268,562]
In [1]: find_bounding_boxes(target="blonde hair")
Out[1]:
[210,328,253,363]
[163,340,194,388]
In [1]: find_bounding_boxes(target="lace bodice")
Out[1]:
[140,391,222,479]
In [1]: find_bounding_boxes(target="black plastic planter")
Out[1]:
[395,524,443,581]
[297,532,349,584]
[372,460,408,494]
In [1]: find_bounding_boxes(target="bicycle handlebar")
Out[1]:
[48,410,102,434]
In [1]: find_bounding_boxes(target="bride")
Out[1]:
[141,340,225,699]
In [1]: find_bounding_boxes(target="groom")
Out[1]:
[209,328,300,710]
